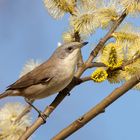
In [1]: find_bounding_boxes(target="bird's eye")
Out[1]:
[67,47,72,51]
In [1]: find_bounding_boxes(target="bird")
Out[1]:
[0,42,88,100]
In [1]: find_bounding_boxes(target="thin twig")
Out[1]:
[80,76,92,83]
[78,54,140,84]
[122,53,140,70]
[52,73,140,140]
[19,77,81,140]
[75,9,127,77]
[108,54,140,72]
[87,62,106,68]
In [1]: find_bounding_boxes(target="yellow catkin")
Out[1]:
[62,31,76,42]
[70,7,118,36]
[91,68,108,83]
[0,103,31,140]
[107,69,126,83]
[101,43,123,69]
[96,8,118,28]
[70,13,99,35]
[44,0,76,19]
[119,0,140,13]
[112,32,138,41]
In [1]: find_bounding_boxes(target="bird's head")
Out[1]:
[54,42,88,60]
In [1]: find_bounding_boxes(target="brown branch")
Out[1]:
[19,76,90,140]
[88,9,127,62]
[19,97,67,140]
[52,73,140,140]
[122,53,140,70]
[19,10,127,140]
[87,62,106,68]
[80,54,140,84]
[80,76,92,83]
[75,9,127,77]
[108,54,140,72]
[78,55,140,84]
[74,31,81,42]
[19,77,82,140]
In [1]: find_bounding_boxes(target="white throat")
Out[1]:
[63,49,80,71]
[65,48,79,63]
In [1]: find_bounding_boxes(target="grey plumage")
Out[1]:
[0,42,88,100]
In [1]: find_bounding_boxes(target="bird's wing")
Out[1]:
[7,61,54,90]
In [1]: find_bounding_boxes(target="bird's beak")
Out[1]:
[82,42,88,46]
[79,42,88,48]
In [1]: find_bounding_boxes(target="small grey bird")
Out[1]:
[0,42,88,100]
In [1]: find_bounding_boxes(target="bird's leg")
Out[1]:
[25,98,48,123]
[25,98,41,115]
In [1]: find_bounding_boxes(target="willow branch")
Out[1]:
[19,76,91,140]
[52,73,140,140]
[19,10,127,140]
[109,54,140,72]
[83,52,140,70]
[87,62,106,68]
[122,54,140,69]
[19,77,82,140]
[75,9,127,77]
[80,76,92,83]
[76,55,140,84]
[87,9,127,63]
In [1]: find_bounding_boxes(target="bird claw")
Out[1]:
[38,112,49,124]
[67,92,71,96]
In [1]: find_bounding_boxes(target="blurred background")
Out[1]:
[0,0,140,139]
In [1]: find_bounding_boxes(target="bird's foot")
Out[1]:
[67,92,71,96]
[38,112,49,124]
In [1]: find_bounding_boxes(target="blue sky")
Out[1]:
[0,0,140,140]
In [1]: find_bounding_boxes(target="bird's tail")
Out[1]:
[0,90,12,99]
